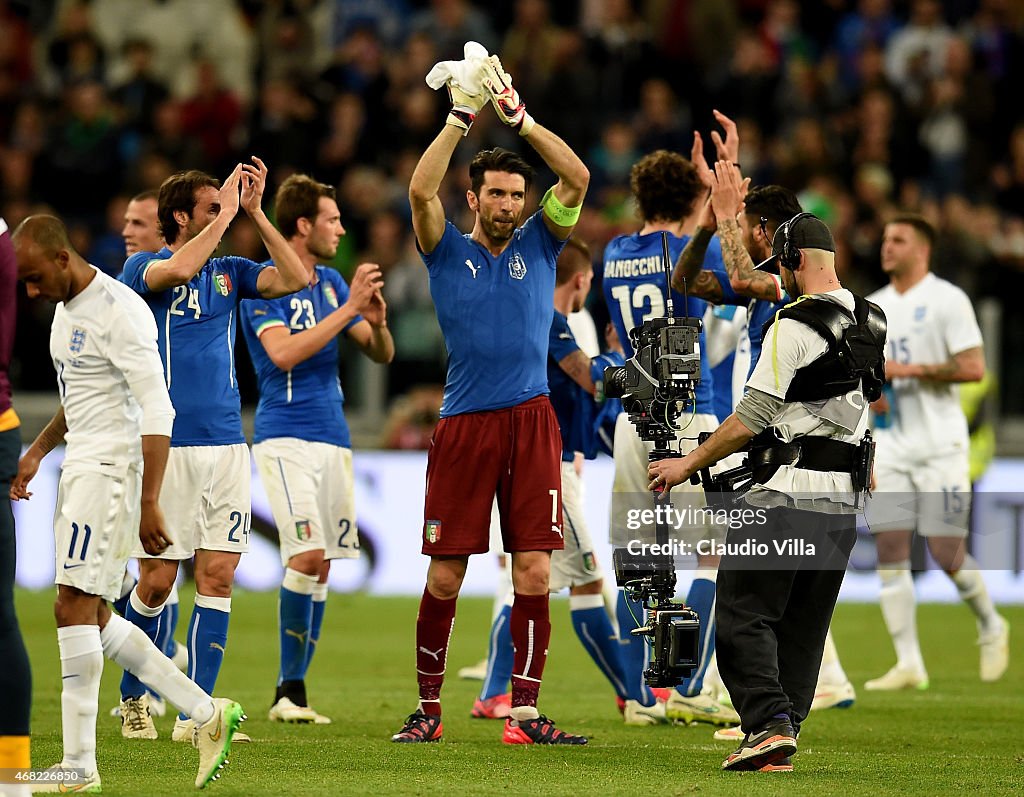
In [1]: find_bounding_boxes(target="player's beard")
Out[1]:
[481,211,519,245]
[308,234,339,263]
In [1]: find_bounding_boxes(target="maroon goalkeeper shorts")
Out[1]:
[422,395,564,556]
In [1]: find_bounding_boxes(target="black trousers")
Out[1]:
[0,426,31,735]
[715,504,856,735]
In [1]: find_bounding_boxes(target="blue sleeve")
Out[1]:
[121,252,163,295]
[549,313,580,362]
[418,222,460,277]
[242,296,289,338]
[223,256,268,299]
[330,271,362,334]
[523,209,565,269]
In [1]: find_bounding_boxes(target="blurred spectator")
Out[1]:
[87,193,129,275]
[408,0,498,61]
[179,58,243,174]
[248,77,319,178]
[584,0,656,116]
[40,80,120,226]
[885,0,952,107]
[381,385,443,449]
[257,0,325,83]
[111,38,169,139]
[332,0,410,48]
[833,0,901,90]
[44,0,106,93]
[633,78,691,155]
[500,0,562,104]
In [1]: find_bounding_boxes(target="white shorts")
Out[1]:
[550,462,603,592]
[867,450,971,538]
[253,438,359,566]
[609,412,723,547]
[133,444,251,559]
[55,465,141,602]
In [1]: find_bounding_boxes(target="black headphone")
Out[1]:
[777,212,816,271]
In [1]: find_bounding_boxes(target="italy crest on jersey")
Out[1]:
[214,272,233,297]
[69,327,86,355]
[324,284,339,308]
[508,252,527,280]
[295,520,311,541]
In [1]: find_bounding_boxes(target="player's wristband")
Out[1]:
[541,187,582,227]
[446,108,476,136]
[517,112,535,137]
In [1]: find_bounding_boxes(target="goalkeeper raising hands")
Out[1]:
[391,48,590,746]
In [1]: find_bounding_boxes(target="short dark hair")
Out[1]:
[274,174,336,238]
[130,189,158,204]
[157,170,220,245]
[887,212,935,248]
[630,150,704,223]
[556,236,592,286]
[469,148,534,195]
[12,214,72,256]
[742,186,803,236]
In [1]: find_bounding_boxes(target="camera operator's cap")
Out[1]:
[755,213,836,272]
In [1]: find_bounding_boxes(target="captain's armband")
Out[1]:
[541,187,582,228]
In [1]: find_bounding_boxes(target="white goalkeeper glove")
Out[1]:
[482,55,535,137]
[425,42,491,136]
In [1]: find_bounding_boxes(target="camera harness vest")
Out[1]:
[747,294,887,485]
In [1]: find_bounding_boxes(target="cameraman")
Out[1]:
[648,211,883,773]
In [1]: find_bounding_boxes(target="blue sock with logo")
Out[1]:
[120,588,164,699]
[304,582,328,673]
[178,594,230,720]
[617,589,654,705]
[279,569,316,686]
[479,602,514,701]
[571,593,627,700]
[676,573,717,697]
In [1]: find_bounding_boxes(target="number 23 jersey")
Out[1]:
[240,265,360,448]
[867,272,982,459]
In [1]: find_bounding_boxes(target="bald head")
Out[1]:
[12,214,74,257]
[13,215,86,303]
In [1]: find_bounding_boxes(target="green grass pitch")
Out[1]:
[14,587,1024,796]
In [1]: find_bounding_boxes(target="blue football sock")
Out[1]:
[120,589,164,699]
[617,589,654,705]
[179,594,230,720]
[479,603,513,701]
[304,583,328,674]
[676,575,716,697]
[571,594,627,699]
[279,569,317,685]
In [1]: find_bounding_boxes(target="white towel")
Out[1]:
[425,41,490,96]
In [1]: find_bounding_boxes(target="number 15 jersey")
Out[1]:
[868,272,983,459]
[121,247,267,446]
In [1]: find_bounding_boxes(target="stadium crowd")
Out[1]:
[2,0,1023,415]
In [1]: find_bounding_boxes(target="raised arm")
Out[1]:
[143,165,242,292]
[408,127,463,255]
[483,56,589,240]
[709,161,781,302]
[239,157,306,298]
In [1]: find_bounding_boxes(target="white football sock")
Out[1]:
[100,614,215,726]
[950,556,1002,635]
[878,563,926,672]
[817,627,849,685]
[57,626,104,775]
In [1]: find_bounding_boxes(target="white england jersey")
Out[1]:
[868,272,982,459]
[51,268,169,467]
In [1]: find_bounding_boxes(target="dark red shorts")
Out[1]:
[422,395,564,556]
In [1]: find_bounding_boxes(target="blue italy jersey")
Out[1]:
[121,247,267,446]
[240,265,360,448]
[422,210,564,417]
[548,311,586,461]
[602,231,722,416]
[712,270,788,379]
